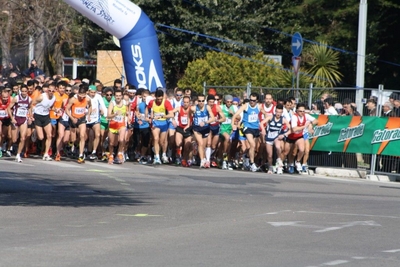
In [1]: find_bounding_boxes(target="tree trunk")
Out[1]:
[0,8,13,67]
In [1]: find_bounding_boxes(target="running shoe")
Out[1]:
[295,161,303,173]
[250,163,258,172]
[211,160,218,167]
[89,153,98,160]
[268,166,274,174]
[288,166,295,174]
[153,156,162,165]
[181,159,188,167]
[117,154,124,164]
[0,150,2,158]
[175,157,181,165]
[5,150,11,157]
[124,153,129,161]
[222,161,227,170]
[227,161,234,171]
[162,155,169,164]
[101,153,108,161]
[200,159,206,168]
[55,153,61,162]
[15,154,22,163]
[187,160,192,167]
[42,155,52,161]
[276,166,283,175]
[205,161,211,168]
[139,156,148,165]
[108,154,114,165]
[77,156,85,164]
[302,164,308,173]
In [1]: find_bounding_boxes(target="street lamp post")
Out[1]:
[356,0,368,115]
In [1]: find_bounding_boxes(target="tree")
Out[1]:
[303,42,343,88]
[178,51,280,92]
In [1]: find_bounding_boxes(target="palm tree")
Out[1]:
[304,41,343,88]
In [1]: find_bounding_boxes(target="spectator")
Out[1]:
[323,98,338,115]
[341,98,352,115]
[382,101,395,117]
[113,79,122,90]
[23,59,44,78]
[346,103,361,116]
[389,92,399,105]
[365,98,377,116]
[310,101,323,115]
[2,61,20,78]
[393,99,400,117]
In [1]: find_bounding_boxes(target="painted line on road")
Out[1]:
[116,214,163,217]
[297,210,400,219]
[84,161,130,170]
[314,221,381,233]
[382,249,400,253]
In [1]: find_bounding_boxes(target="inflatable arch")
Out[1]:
[64,0,165,91]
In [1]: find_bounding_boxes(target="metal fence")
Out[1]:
[203,82,400,181]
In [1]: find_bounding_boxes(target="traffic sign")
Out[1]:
[292,56,301,75]
[291,32,303,57]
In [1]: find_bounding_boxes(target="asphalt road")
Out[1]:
[1,157,400,267]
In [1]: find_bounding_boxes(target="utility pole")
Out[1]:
[356,0,367,115]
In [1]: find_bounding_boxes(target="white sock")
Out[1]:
[206,147,211,161]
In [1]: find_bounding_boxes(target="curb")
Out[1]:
[314,167,367,179]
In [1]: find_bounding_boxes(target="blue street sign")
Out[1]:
[291,32,303,57]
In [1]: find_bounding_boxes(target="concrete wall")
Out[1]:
[96,50,125,86]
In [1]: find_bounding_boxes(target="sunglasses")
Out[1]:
[198,100,205,102]
[249,99,257,102]
[176,94,182,96]
[215,98,220,101]
[106,94,113,96]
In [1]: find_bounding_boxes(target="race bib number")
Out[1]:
[181,116,188,125]
[197,116,208,125]
[0,110,7,118]
[113,115,123,123]
[62,112,69,121]
[248,114,258,122]
[16,108,27,117]
[223,118,232,124]
[267,131,279,139]
[74,107,85,115]
[139,113,146,120]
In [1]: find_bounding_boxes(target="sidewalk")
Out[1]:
[312,167,399,182]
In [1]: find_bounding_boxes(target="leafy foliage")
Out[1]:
[178,51,280,92]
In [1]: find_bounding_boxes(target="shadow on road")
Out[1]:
[0,171,152,207]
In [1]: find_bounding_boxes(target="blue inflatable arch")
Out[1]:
[64,0,165,91]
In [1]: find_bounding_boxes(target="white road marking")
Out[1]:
[321,260,348,265]
[382,249,400,253]
[84,161,129,170]
[297,210,400,219]
[267,220,380,233]
[314,221,381,233]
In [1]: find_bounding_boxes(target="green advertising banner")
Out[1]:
[310,115,400,156]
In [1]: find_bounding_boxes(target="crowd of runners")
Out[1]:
[0,77,320,174]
